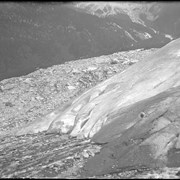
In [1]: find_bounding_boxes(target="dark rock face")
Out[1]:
[0,2,180,81]
[82,86,180,176]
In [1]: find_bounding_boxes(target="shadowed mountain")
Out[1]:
[0,2,180,80]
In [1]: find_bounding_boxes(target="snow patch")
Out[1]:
[133,30,152,40]
[144,32,152,39]
[111,22,122,29]
[124,31,137,42]
[165,34,174,40]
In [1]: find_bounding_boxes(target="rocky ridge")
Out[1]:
[1,2,179,80]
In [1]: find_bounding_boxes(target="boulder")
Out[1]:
[67,85,76,90]
[86,66,97,71]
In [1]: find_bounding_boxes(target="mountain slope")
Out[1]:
[7,36,180,177]
[1,37,180,177]
[0,2,179,81]
[44,37,180,177]
[44,38,180,139]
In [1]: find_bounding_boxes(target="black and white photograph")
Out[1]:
[0,1,180,178]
